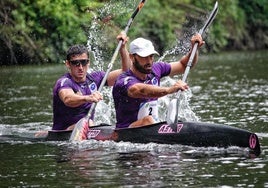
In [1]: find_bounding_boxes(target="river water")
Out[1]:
[0,50,267,187]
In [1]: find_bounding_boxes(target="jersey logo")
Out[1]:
[123,77,132,85]
[89,83,97,92]
[151,77,158,85]
[144,76,158,85]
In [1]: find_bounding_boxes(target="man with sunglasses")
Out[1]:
[52,32,129,131]
[113,34,204,128]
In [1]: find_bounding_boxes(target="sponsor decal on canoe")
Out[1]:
[87,129,101,138]
[158,123,184,134]
[249,134,257,149]
[177,123,183,133]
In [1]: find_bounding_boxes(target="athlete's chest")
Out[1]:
[74,81,98,95]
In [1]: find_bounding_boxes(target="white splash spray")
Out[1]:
[86,0,200,124]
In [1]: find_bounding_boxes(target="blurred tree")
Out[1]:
[238,0,268,49]
[0,0,267,65]
[0,0,102,65]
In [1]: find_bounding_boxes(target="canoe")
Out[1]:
[46,121,261,157]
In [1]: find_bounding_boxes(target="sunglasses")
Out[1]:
[69,59,89,67]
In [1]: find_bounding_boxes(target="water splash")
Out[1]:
[87,16,104,69]
[175,90,200,121]
[156,16,205,122]
[87,0,138,69]
[86,0,138,125]
[157,16,200,62]
[157,34,192,62]
[157,35,200,122]
[87,0,201,124]
[159,91,199,122]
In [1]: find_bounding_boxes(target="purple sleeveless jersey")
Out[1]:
[52,71,105,130]
[112,62,171,128]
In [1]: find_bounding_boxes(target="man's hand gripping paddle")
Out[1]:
[166,1,218,125]
[70,0,147,141]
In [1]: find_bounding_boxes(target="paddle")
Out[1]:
[166,1,218,125]
[69,0,147,141]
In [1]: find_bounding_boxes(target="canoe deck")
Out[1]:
[47,121,261,157]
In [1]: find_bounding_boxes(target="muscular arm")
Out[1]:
[59,88,102,107]
[119,43,131,71]
[169,33,204,77]
[107,32,131,86]
[169,51,199,77]
[128,81,188,99]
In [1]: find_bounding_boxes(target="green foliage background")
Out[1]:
[0,0,267,65]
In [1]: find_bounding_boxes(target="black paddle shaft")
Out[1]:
[182,1,218,82]
[170,2,218,125]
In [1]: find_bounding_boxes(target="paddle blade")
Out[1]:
[166,99,178,125]
[69,117,89,141]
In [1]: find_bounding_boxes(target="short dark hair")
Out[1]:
[66,44,89,60]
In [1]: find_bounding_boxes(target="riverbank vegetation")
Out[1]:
[0,0,267,65]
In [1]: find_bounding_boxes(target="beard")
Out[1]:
[133,57,152,74]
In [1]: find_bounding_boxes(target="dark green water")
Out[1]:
[0,50,267,187]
